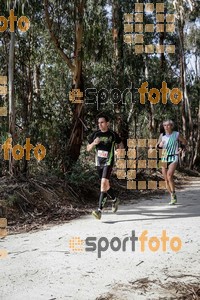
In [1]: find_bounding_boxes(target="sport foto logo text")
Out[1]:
[124,2,176,54]
[0,76,7,116]
[2,138,46,161]
[0,9,30,32]
[0,218,8,259]
[69,81,182,106]
[69,230,182,258]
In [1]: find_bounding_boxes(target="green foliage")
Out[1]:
[65,160,98,188]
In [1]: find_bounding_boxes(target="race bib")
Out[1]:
[97,150,108,158]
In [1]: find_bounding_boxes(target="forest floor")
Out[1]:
[0,173,200,299]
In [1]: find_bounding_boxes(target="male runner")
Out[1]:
[158,120,187,205]
[87,114,124,220]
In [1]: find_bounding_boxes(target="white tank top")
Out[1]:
[161,131,179,162]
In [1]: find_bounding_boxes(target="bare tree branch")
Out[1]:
[44,0,75,72]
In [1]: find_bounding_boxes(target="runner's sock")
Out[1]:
[98,192,107,210]
[107,188,116,200]
[170,191,177,203]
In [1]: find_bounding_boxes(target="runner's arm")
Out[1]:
[116,141,124,149]
[178,135,187,145]
[113,131,124,150]
[115,141,124,156]
[157,134,163,149]
[178,134,187,152]
[87,142,95,152]
[86,137,100,152]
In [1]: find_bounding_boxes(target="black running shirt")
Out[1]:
[88,130,122,167]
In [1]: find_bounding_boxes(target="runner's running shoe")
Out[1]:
[169,193,177,205]
[112,198,120,213]
[102,196,107,209]
[92,210,102,220]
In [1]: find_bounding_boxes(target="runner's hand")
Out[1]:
[178,147,182,154]
[115,149,119,156]
[115,149,124,157]
[93,137,100,145]
[159,141,165,148]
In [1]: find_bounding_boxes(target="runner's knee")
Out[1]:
[162,173,168,182]
[163,175,168,181]
[167,173,173,180]
[101,179,108,191]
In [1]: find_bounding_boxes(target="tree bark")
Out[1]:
[8,31,15,175]
[192,97,200,168]
[144,59,155,138]
[44,0,85,169]
[175,0,194,168]
[112,0,128,145]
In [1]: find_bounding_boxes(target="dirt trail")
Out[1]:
[0,177,200,300]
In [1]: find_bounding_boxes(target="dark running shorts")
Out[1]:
[97,166,113,179]
[167,160,178,168]
[165,155,179,168]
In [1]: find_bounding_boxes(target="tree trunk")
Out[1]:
[144,59,155,138]
[192,98,200,168]
[178,19,193,167]
[112,0,128,145]
[66,0,85,167]
[44,0,85,169]
[159,32,165,71]
[8,31,15,175]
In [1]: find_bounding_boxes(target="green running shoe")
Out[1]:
[169,193,177,205]
[92,209,102,220]
[112,198,120,213]
[102,196,107,209]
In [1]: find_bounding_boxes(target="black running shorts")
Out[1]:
[97,166,113,179]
